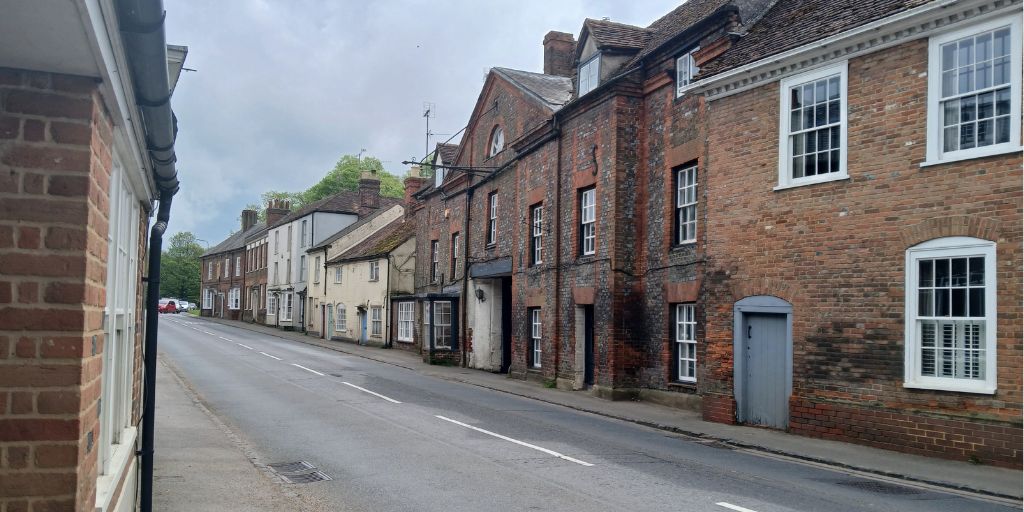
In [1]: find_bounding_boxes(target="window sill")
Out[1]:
[396,338,414,343]
[773,173,849,191]
[671,242,696,251]
[95,426,138,512]
[919,145,1022,168]
[903,380,995,395]
[667,381,696,389]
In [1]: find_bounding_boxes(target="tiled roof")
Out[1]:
[493,68,574,111]
[436,143,459,166]
[202,221,265,257]
[328,217,415,263]
[624,0,735,67]
[698,0,932,78]
[268,190,400,229]
[584,18,651,51]
[307,204,400,252]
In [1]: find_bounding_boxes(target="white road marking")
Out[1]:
[291,364,325,376]
[218,336,233,341]
[237,343,253,350]
[435,415,593,467]
[716,503,759,512]
[202,330,215,335]
[342,382,402,404]
[259,352,281,360]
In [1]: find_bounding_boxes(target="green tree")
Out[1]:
[159,231,204,304]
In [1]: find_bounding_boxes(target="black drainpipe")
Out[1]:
[116,1,181,511]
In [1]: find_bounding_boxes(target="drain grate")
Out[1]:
[281,471,332,484]
[834,479,923,495]
[267,461,332,484]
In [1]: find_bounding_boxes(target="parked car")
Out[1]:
[177,300,189,312]
[158,299,178,314]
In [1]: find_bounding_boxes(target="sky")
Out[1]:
[164,0,682,246]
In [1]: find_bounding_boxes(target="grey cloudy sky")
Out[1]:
[164,0,681,245]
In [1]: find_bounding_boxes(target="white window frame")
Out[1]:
[283,292,293,321]
[370,306,383,337]
[300,219,308,248]
[334,266,342,284]
[313,256,321,283]
[203,288,213,309]
[923,16,1022,166]
[531,205,543,265]
[430,240,439,283]
[776,61,849,190]
[235,255,241,277]
[337,303,347,332]
[675,48,700,97]
[675,165,697,244]
[267,293,277,316]
[274,230,279,254]
[487,192,497,245]
[904,237,996,394]
[223,257,229,278]
[397,302,414,342]
[451,233,459,276]
[207,261,213,279]
[580,188,596,255]
[433,301,452,349]
[228,287,240,310]
[369,260,380,281]
[489,126,505,157]
[273,262,279,285]
[578,53,600,96]
[530,308,542,368]
[675,303,696,383]
[299,255,306,282]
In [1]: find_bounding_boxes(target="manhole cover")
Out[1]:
[268,461,314,473]
[834,480,922,495]
[281,471,332,484]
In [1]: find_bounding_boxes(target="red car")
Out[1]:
[158,299,178,314]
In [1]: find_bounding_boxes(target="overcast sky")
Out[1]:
[164,0,681,246]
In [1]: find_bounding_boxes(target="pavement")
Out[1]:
[197,315,1022,502]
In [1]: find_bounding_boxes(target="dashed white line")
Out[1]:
[716,503,759,512]
[259,351,282,360]
[237,343,253,350]
[218,336,233,342]
[342,382,402,404]
[435,415,593,467]
[202,330,216,335]
[291,363,325,376]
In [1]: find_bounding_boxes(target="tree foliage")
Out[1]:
[159,231,204,304]
[247,154,405,222]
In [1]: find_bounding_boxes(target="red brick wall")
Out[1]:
[703,40,1022,466]
[0,67,138,510]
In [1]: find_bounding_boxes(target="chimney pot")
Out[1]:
[543,30,576,77]
[359,170,381,210]
[241,209,257,232]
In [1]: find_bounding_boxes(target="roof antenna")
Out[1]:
[423,102,435,158]
[602,16,610,21]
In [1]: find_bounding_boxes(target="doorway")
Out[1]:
[734,296,792,429]
[500,277,512,373]
[326,304,334,340]
[583,305,595,386]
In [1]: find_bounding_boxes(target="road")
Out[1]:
[156,316,1015,512]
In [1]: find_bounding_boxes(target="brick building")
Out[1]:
[200,210,261,320]
[688,0,1022,466]
[241,201,287,324]
[0,1,187,510]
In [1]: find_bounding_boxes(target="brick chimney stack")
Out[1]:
[403,165,427,216]
[543,31,576,77]
[241,209,257,232]
[266,199,290,227]
[359,170,381,210]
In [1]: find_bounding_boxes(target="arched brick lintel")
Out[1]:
[728,278,794,304]
[899,215,1001,248]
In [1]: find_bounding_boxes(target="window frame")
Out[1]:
[334,266,342,284]
[530,308,542,369]
[433,301,453,349]
[578,53,600,96]
[370,306,383,337]
[776,61,849,190]
[283,292,293,321]
[675,165,698,245]
[228,287,240,310]
[299,255,306,282]
[579,187,596,256]
[451,232,460,277]
[300,219,308,248]
[904,237,997,394]
[369,260,380,281]
[397,302,415,342]
[223,257,229,278]
[674,303,697,383]
[530,204,543,265]
[430,240,439,283]
[337,303,347,332]
[313,256,321,283]
[487,192,498,245]
[924,16,1022,166]
[488,125,505,158]
[675,47,700,97]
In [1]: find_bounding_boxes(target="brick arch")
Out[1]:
[899,215,1001,248]
[728,277,794,304]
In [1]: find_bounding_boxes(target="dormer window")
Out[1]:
[578,54,600,96]
[488,125,505,157]
[434,156,446,187]
[676,48,700,97]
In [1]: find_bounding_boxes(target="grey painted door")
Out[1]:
[742,313,789,429]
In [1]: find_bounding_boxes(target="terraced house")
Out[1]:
[200,209,262,320]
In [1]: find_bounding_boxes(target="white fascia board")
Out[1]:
[687,0,1022,100]
[76,0,156,204]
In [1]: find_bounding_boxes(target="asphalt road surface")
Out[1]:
[157,316,1016,512]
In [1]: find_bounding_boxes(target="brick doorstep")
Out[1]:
[196,316,1022,502]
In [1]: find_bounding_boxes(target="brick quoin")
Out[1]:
[701,39,1022,467]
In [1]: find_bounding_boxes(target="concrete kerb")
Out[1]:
[196,316,1022,504]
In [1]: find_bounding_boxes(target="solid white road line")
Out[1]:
[342,382,402,404]
[237,343,253,350]
[434,415,593,467]
[716,502,759,512]
[291,364,325,376]
[259,352,282,360]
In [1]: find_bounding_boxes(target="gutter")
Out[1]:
[114,1,181,511]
